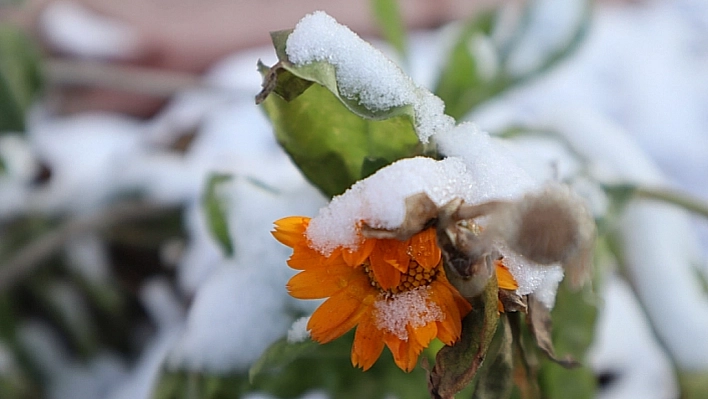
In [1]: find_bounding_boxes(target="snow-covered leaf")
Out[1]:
[257,12,457,196]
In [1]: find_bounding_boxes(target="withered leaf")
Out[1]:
[255,61,314,104]
[526,295,579,368]
[498,288,527,313]
[508,313,541,399]
[362,192,439,240]
[428,277,500,399]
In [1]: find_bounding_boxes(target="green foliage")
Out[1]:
[536,282,598,399]
[471,316,514,399]
[257,27,428,197]
[156,332,432,399]
[260,82,422,197]
[370,0,408,59]
[249,337,317,383]
[434,2,591,120]
[203,174,235,256]
[434,10,499,120]
[429,278,501,398]
[0,26,43,134]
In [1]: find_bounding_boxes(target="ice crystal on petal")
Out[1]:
[373,287,443,340]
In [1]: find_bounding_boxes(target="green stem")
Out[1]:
[633,186,708,220]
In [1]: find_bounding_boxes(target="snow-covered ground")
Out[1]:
[2,0,707,398]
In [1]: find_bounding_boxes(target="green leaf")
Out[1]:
[257,30,426,197]
[434,2,591,120]
[536,282,598,399]
[259,71,422,197]
[370,0,407,59]
[248,337,317,383]
[429,277,501,398]
[202,173,234,256]
[434,11,499,120]
[678,371,708,399]
[0,26,43,134]
[472,315,514,399]
[156,332,431,399]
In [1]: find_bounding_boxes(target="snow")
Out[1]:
[168,176,323,372]
[303,143,538,256]
[287,317,311,343]
[374,287,442,340]
[40,1,141,60]
[286,11,455,143]
[589,275,678,399]
[305,156,476,253]
[497,243,564,309]
[514,109,708,369]
[434,123,541,203]
[287,11,417,111]
[168,264,292,372]
[7,0,708,397]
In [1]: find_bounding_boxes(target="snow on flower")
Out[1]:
[273,215,518,372]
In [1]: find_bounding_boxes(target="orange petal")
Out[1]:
[410,321,438,349]
[409,228,442,270]
[437,272,473,317]
[307,273,373,343]
[351,306,385,371]
[384,326,424,372]
[272,216,310,247]
[495,260,519,290]
[287,260,361,299]
[428,280,462,345]
[372,239,410,274]
[342,237,376,267]
[287,244,329,270]
[369,257,401,291]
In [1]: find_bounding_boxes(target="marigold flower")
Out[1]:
[273,216,518,372]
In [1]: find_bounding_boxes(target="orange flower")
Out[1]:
[273,216,517,372]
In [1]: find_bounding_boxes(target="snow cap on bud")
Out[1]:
[487,183,596,288]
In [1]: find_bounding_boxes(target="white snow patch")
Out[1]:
[497,243,564,309]
[305,156,476,254]
[287,317,311,343]
[589,275,678,399]
[374,287,442,340]
[434,123,540,203]
[168,264,292,373]
[40,1,141,60]
[286,11,454,142]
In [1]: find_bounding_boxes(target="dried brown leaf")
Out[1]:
[526,295,579,368]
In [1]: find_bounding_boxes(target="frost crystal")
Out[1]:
[285,11,454,143]
[287,317,311,343]
[374,287,442,340]
[497,243,564,308]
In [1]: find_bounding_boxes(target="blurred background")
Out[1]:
[0,0,707,398]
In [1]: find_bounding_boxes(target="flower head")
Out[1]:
[273,216,517,372]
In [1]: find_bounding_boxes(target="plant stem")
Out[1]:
[633,186,708,220]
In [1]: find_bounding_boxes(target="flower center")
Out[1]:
[363,260,440,296]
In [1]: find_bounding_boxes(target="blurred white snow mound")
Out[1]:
[589,274,678,399]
